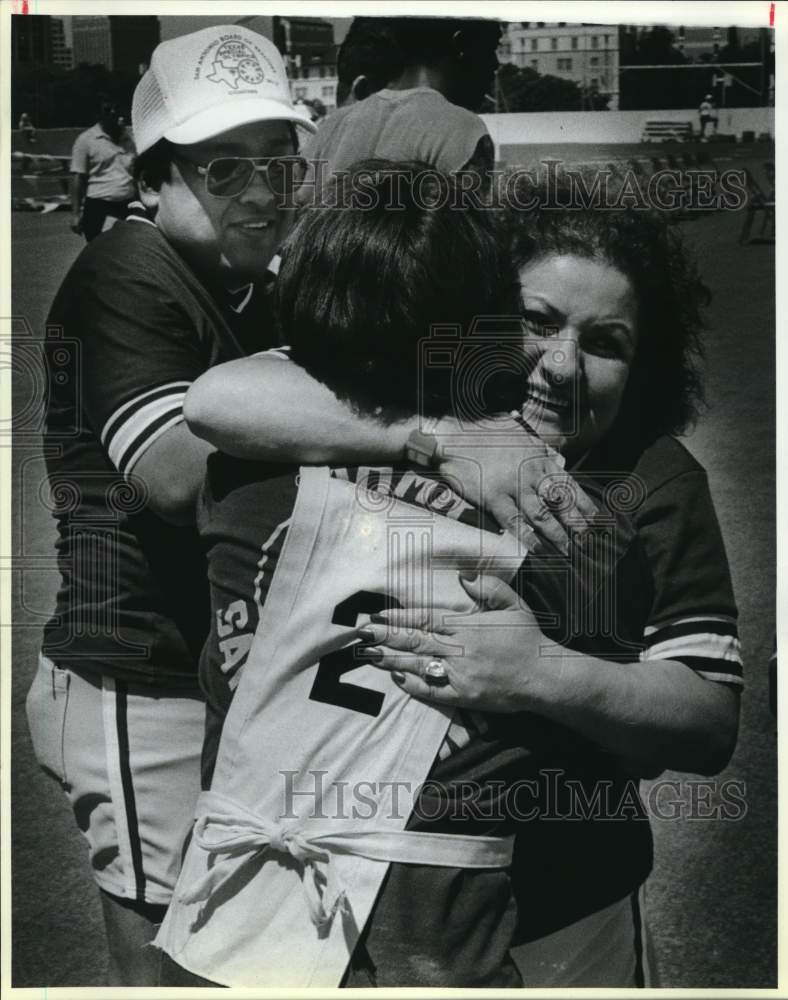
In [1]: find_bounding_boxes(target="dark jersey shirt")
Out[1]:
[42,214,276,685]
[197,435,741,963]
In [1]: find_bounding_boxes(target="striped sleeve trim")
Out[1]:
[101,381,191,477]
[641,616,743,687]
[643,614,738,638]
[667,655,744,686]
[644,617,738,643]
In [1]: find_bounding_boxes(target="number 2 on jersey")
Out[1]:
[309,591,401,717]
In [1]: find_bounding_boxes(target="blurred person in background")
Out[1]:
[18,110,36,145]
[698,94,718,141]
[70,98,136,240]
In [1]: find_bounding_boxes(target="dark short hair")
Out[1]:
[506,171,710,449]
[336,18,404,102]
[133,138,174,190]
[386,17,502,66]
[278,160,520,421]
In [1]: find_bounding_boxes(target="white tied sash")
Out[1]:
[182,790,514,929]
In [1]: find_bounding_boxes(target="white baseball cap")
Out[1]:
[132,25,316,154]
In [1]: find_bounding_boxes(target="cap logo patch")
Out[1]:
[206,38,264,88]
[194,34,279,92]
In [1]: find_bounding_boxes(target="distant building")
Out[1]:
[50,17,73,70]
[72,15,111,68]
[273,16,339,109]
[502,22,620,109]
[11,15,52,65]
[72,14,159,72]
[289,46,339,109]
[273,16,334,64]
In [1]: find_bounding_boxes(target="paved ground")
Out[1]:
[9,143,776,988]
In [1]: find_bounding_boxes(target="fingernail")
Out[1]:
[459,568,478,582]
[392,671,406,684]
[357,628,376,642]
[364,647,383,664]
[369,613,388,624]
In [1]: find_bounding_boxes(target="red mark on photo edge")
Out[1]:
[770,2,775,27]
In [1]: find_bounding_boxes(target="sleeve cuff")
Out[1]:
[101,381,191,477]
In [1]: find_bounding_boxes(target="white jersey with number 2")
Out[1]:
[156,466,524,986]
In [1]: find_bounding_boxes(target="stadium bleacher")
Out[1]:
[11,151,71,212]
[640,119,694,143]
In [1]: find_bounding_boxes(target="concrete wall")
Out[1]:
[481,107,774,148]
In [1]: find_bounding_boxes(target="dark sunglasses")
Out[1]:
[180,155,308,199]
